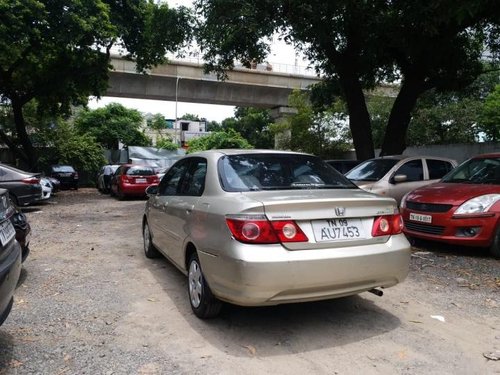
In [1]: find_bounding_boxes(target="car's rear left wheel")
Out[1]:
[143,221,160,258]
[489,225,500,259]
[188,253,222,319]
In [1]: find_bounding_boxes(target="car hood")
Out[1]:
[405,182,500,205]
[351,181,377,191]
[241,188,397,220]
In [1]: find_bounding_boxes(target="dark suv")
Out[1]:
[50,165,79,190]
[0,188,22,326]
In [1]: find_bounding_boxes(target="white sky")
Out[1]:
[88,0,301,123]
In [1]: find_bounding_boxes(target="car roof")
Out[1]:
[187,149,311,157]
[365,155,455,162]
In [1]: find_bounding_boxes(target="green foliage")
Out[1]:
[480,84,500,141]
[155,137,179,151]
[0,0,191,168]
[148,113,168,131]
[186,129,253,153]
[53,122,105,174]
[194,0,500,157]
[74,103,151,149]
[181,113,201,121]
[272,90,352,159]
[221,107,274,149]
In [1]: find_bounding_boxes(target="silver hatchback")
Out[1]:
[143,150,411,318]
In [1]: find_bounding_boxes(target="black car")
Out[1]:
[0,188,22,326]
[0,163,42,206]
[50,165,78,190]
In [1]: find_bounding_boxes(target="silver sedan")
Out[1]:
[143,150,411,318]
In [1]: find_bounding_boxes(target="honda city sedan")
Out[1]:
[143,150,411,319]
[401,153,500,258]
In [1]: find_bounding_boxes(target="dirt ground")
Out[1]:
[0,188,499,374]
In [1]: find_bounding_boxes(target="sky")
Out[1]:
[88,0,303,123]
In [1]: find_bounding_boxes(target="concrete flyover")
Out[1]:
[106,56,323,109]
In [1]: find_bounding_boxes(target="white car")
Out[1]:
[40,177,53,200]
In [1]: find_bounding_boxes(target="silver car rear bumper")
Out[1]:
[199,234,410,306]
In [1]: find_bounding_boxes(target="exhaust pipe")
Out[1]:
[368,288,384,297]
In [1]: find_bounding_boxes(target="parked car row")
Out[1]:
[332,154,500,258]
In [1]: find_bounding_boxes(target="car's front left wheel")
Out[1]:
[188,253,222,319]
[489,225,500,259]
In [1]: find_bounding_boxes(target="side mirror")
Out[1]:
[146,184,159,195]
[392,174,407,184]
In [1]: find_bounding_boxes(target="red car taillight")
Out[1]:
[226,215,308,244]
[371,214,403,237]
[22,177,40,184]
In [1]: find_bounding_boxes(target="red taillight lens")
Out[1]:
[371,214,403,237]
[226,215,308,244]
[22,177,40,184]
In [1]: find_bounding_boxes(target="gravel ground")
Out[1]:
[0,189,499,375]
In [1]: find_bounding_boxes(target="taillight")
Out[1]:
[22,177,40,184]
[226,215,308,244]
[121,175,133,183]
[371,214,403,237]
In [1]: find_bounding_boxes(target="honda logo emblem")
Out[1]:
[334,207,346,216]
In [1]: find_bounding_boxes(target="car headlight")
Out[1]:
[400,192,410,209]
[455,194,500,215]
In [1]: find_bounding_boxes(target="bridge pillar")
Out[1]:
[270,106,298,150]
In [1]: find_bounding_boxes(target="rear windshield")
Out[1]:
[345,159,399,181]
[125,166,155,176]
[52,165,75,172]
[219,154,356,192]
[442,157,500,184]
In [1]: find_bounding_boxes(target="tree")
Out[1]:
[272,90,351,158]
[194,0,500,160]
[480,85,500,141]
[221,107,274,149]
[180,113,201,121]
[186,129,253,153]
[0,0,191,170]
[74,103,151,149]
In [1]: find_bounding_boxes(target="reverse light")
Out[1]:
[226,215,308,244]
[372,214,403,237]
[454,194,500,215]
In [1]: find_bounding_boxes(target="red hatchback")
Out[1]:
[400,153,500,258]
[111,164,159,199]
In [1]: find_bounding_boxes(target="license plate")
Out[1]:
[0,220,16,246]
[312,218,365,242]
[135,178,147,183]
[409,212,432,223]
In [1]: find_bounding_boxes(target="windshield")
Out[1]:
[442,157,500,184]
[219,154,356,192]
[345,159,399,181]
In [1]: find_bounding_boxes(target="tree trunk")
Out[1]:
[380,77,427,156]
[12,99,38,171]
[338,71,375,161]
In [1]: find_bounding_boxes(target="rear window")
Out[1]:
[52,165,75,172]
[125,166,155,176]
[219,153,355,192]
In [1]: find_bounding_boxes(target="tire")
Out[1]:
[489,225,500,259]
[116,187,125,200]
[143,221,160,258]
[188,252,222,319]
